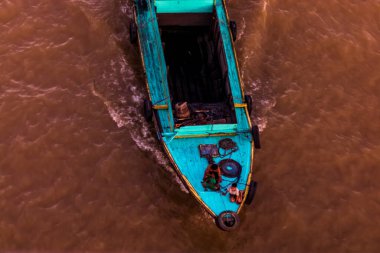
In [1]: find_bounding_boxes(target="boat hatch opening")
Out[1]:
[158,11,237,128]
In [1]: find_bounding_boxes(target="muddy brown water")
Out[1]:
[1,0,380,252]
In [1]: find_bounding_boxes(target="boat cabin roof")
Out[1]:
[155,0,214,13]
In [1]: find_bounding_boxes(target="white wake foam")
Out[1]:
[91,53,189,193]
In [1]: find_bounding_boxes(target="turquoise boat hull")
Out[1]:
[132,0,259,230]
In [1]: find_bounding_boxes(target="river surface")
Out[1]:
[1,0,380,252]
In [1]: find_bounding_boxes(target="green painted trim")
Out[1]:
[175,124,237,136]
[155,0,214,13]
[178,124,237,132]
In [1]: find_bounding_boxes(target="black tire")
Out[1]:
[244,94,253,115]
[218,159,242,178]
[229,21,237,42]
[252,125,261,149]
[129,21,137,44]
[244,181,257,205]
[216,211,240,231]
[143,99,153,122]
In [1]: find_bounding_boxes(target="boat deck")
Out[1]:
[163,133,252,216]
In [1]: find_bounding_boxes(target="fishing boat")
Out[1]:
[129,0,261,231]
